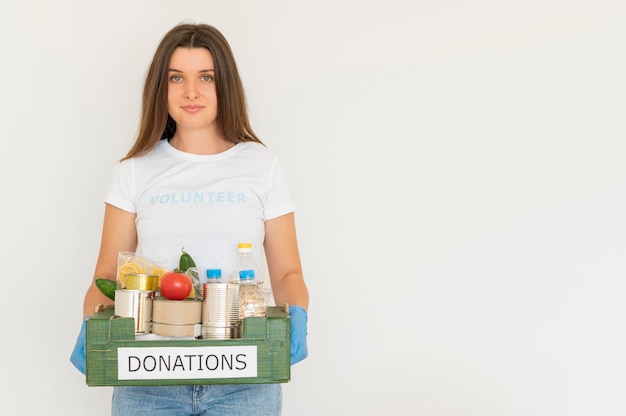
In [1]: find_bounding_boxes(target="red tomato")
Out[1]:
[159,272,192,300]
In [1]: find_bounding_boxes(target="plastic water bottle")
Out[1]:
[230,243,265,288]
[238,269,266,318]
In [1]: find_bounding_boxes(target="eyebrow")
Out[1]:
[168,68,215,73]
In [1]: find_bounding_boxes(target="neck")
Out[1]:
[169,127,234,155]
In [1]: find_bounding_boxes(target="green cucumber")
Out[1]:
[95,277,117,301]
[178,247,197,272]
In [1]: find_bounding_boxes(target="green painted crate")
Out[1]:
[86,306,290,386]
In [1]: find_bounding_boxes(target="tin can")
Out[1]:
[201,282,240,339]
[151,298,202,337]
[201,324,240,340]
[152,322,201,338]
[125,273,159,291]
[114,289,153,333]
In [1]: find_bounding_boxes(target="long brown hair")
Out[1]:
[122,23,262,160]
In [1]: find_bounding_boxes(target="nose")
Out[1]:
[184,81,198,100]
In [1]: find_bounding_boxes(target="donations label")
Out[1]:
[117,345,258,380]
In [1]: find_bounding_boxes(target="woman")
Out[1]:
[70,23,309,415]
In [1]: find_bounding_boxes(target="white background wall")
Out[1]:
[0,0,624,414]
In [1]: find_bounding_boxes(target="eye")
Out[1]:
[169,75,183,82]
[201,74,214,82]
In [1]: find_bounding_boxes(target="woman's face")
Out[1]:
[167,47,218,134]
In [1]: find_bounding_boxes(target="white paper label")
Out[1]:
[117,346,257,380]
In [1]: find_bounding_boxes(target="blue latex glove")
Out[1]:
[70,318,88,375]
[289,305,308,365]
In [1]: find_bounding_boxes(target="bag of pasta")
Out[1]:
[116,251,168,291]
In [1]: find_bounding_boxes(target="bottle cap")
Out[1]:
[237,243,253,253]
[239,269,255,280]
[206,269,222,279]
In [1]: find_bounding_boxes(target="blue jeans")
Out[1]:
[111,384,282,415]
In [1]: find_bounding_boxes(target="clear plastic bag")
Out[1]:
[185,266,203,300]
[116,252,167,290]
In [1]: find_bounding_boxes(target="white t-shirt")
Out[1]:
[105,140,295,282]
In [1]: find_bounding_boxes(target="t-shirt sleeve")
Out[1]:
[263,158,296,220]
[104,160,137,213]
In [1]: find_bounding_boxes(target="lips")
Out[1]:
[181,105,204,113]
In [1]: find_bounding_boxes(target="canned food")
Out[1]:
[201,282,240,339]
[151,322,201,337]
[125,273,159,291]
[201,324,240,340]
[152,298,202,325]
[114,289,154,333]
[202,282,239,326]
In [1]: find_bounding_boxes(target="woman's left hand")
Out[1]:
[289,305,308,365]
